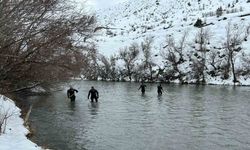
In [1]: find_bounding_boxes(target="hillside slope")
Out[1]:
[91,0,250,85]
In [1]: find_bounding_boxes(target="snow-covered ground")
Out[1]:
[0,95,42,150]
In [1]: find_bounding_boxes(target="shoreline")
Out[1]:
[0,94,45,150]
[72,78,250,86]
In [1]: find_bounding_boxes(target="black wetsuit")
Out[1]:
[139,84,146,94]
[157,85,163,95]
[88,89,99,102]
[67,88,78,101]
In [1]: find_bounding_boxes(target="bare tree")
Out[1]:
[98,54,118,81]
[0,0,96,93]
[82,45,99,80]
[207,48,224,77]
[141,37,155,81]
[190,27,211,84]
[99,55,110,80]
[162,31,188,83]
[110,55,118,81]
[224,22,246,83]
[133,64,145,82]
[119,43,140,81]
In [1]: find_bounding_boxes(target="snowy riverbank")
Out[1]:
[0,95,42,150]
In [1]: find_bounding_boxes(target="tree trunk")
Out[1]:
[230,53,237,83]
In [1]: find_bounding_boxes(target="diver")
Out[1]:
[88,86,99,102]
[67,86,78,102]
[138,82,146,94]
[157,84,163,95]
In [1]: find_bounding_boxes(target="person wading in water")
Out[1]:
[157,84,163,95]
[67,86,78,102]
[88,86,99,102]
[138,82,146,94]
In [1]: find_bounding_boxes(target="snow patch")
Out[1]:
[0,95,43,150]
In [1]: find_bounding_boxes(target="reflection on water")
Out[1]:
[88,102,99,116]
[26,81,250,150]
[68,101,76,111]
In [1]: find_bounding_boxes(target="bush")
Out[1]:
[194,19,203,28]
[216,6,223,17]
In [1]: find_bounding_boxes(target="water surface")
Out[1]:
[27,81,250,150]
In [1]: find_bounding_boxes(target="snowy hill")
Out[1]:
[95,0,250,54]
[90,0,250,85]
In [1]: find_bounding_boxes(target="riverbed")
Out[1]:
[25,81,250,150]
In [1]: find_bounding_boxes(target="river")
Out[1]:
[25,81,250,150]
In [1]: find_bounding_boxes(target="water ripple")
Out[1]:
[29,81,250,150]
